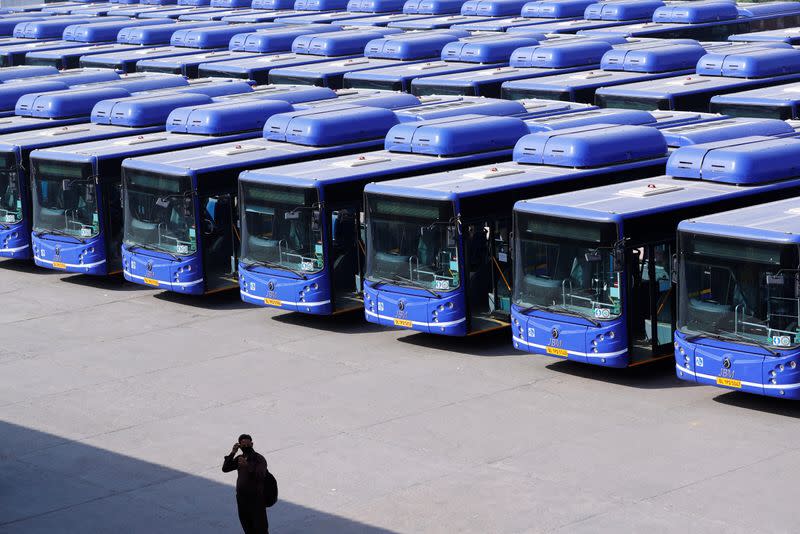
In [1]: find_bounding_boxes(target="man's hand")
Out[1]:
[230,443,240,455]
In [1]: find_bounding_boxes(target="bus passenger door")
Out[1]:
[627,242,674,363]
[490,219,512,318]
[464,220,497,333]
[329,206,361,312]
[201,193,237,292]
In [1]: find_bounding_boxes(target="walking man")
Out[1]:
[223,434,269,534]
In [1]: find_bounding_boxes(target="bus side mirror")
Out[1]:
[671,254,679,284]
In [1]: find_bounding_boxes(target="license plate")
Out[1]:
[52,261,66,269]
[394,318,412,328]
[143,277,159,287]
[546,346,568,357]
[716,377,742,389]
[264,298,281,306]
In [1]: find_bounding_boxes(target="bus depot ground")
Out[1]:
[0,259,797,534]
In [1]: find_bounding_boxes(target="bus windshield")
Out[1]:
[32,159,98,240]
[0,152,20,226]
[365,194,459,293]
[679,234,800,350]
[239,182,323,274]
[123,169,197,256]
[514,213,622,320]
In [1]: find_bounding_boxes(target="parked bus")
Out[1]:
[342,31,554,92]
[119,97,538,293]
[0,69,123,114]
[674,196,800,399]
[728,26,800,45]
[386,0,555,31]
[361,116,791,336]
[410,38,615,98]
[501,38,706,102]
[28,92,415,274]
[451,0,596,32]
[200,28,404,84]
[511,132,800,367]
[265,30,485,89]
[595,45,800,111]
[504,0,666,35]
[579,1,800,42]
[237,106,666,315]
[0,84,335,261]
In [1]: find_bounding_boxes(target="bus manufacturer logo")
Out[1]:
[551,327,559,339]
[54,245,61,260]
[268,281,275,291]
[398,300,406,312]
[723,357,731,370]
[146,261,154,277]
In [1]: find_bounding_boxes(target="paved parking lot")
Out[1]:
[1,258,799,533]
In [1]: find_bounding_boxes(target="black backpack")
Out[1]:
[263,470,278,508]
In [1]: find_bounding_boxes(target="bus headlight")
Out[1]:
[607,331,615,339]
[679,347,685,356]
[791,361,797,369]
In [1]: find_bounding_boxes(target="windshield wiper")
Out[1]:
[240,259,307,280]
[389,274,442,299]
[126,243,180,261]
[519,302,600,326]
[33,228,86,244]
[686,330,780,357]
[368,274,442,299]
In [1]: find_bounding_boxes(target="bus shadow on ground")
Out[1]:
[0,259,60,276]
[272,308,386,335]
[0,421,399,534]
[397,329,520,358]
[545,358,693,390]
[152,288,253,311]
[61,273,151,293]
[712,391,800,418]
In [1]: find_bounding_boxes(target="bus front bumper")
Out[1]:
[0,221,31,259]
[674,331,800,400]
[122,246,203,294]
[32,234,107,275]
[238,264,332,315]
[363,282,467,336]
[511,306,629,367]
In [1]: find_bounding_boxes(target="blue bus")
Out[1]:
[236,105,650,314]
[0,84,334,261]
[118,96,526,293]
[0,16,57,38]
[501,38,706,102]
[272,0,406,25]
[504,0,665,35]
[29,91,414,275]
[450,0,596,32]
[6,73,189,135]
[178,0,309,21]
[264,29,471,88]
[595,45,800,111]
[361,124,673,336]
[13,16,129,41]
[708,80,800,120]
[409,38,614,98]
[227,24,340,52]
[385,0,529,29]
[198,27,402,83]
[674,196,800,399]
[342,31,547,92]
[360,115,785,336]
[579,1,800,42]
[128,0,255,20]
[0,69,123,113]
[511,132,800,367]
[401,0,466,15]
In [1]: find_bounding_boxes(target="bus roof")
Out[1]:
[291,28,401,56]
[728,27,800,46]
[171,22,280,48]
[346,0,406,12]
[402,0,465,14]
[678,197,800,244]
[709,80,800,112]
[520,0,594,19]
[228,24,339,52]
[584,0,664,21]
[338,12,446,26]
[117,21,225,45]
[659,117,794,146]
[515,136,800,222]
[62,17,174,43]
[652,1,739,24]
[14,16,128,39]
[364,123,667,200]
[363,29,468,59]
